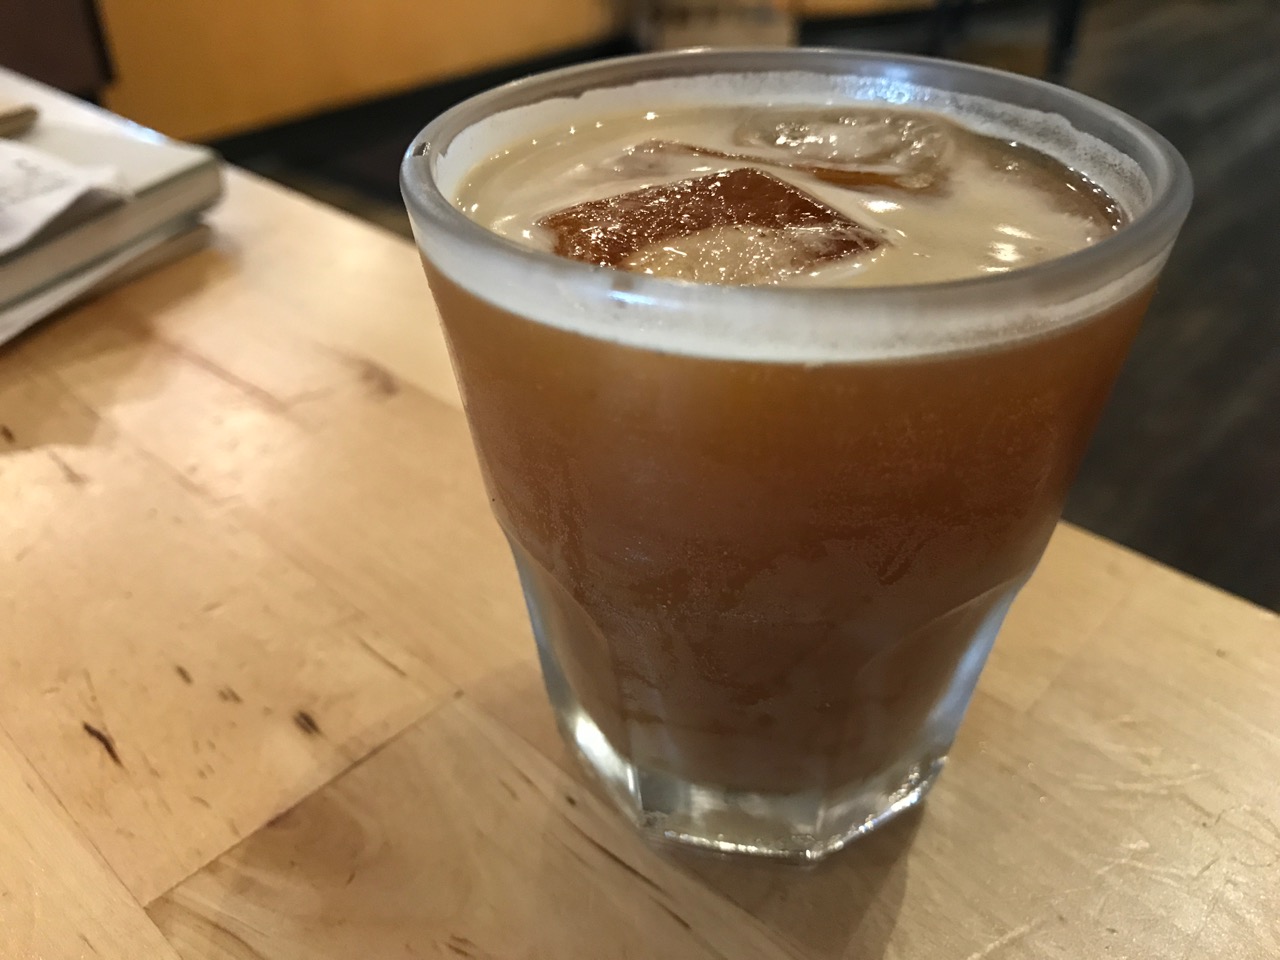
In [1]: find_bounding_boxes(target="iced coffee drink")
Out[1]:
[402,51,1191,858]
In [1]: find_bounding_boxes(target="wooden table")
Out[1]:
[2,171,1277,959]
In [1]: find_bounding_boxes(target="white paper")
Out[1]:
[0,139,124,256]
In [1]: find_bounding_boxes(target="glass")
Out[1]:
[400,49,1191,860]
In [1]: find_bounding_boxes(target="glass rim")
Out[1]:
[401,47,1192,333]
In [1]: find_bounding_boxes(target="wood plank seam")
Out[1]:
[142,688,464,908]
[1,357,459,902]
[0,722,131,883]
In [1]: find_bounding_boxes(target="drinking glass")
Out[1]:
[401,49,1191,860]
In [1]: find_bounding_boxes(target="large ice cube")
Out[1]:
[631,139,942,193]
[535,168,883,282]
[623,222,882,285]
[732,108,957,191]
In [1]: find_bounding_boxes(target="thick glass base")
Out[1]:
[512,537,1019,860]
[559,689,945,860]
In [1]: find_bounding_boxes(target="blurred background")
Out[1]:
[3,0,1276,609]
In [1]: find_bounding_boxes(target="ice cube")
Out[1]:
[731,108,957,191]
[631,139,942,193]
[623,222,881,285]
[535,168,883,277]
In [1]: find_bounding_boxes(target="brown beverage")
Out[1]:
[429,274,1147,793]
[404,55,1188,858]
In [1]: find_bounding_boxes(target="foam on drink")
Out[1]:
[457,104,1125,287]
[423,72,1152,362]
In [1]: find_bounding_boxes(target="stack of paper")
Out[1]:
[0,68,223,345]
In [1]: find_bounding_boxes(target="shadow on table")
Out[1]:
[0,245,231,453]
[474,661,921,959]
[145,659,923,958]
[664,808,921,960]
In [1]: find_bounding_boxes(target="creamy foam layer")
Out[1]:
[416,69,1163,361]
[457,106,1121,287]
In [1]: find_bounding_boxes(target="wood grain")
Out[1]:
[3,166,1277,958]
[472,526,1280,958]
[0,173,463,903]
[10,176,531,694]
[152,526,1280,959]
[0,729,181,959]
[115,172,462,411]
[149,695,803,960]
[0,356,453,904]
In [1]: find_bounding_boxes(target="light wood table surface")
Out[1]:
[2,170,1277,959]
